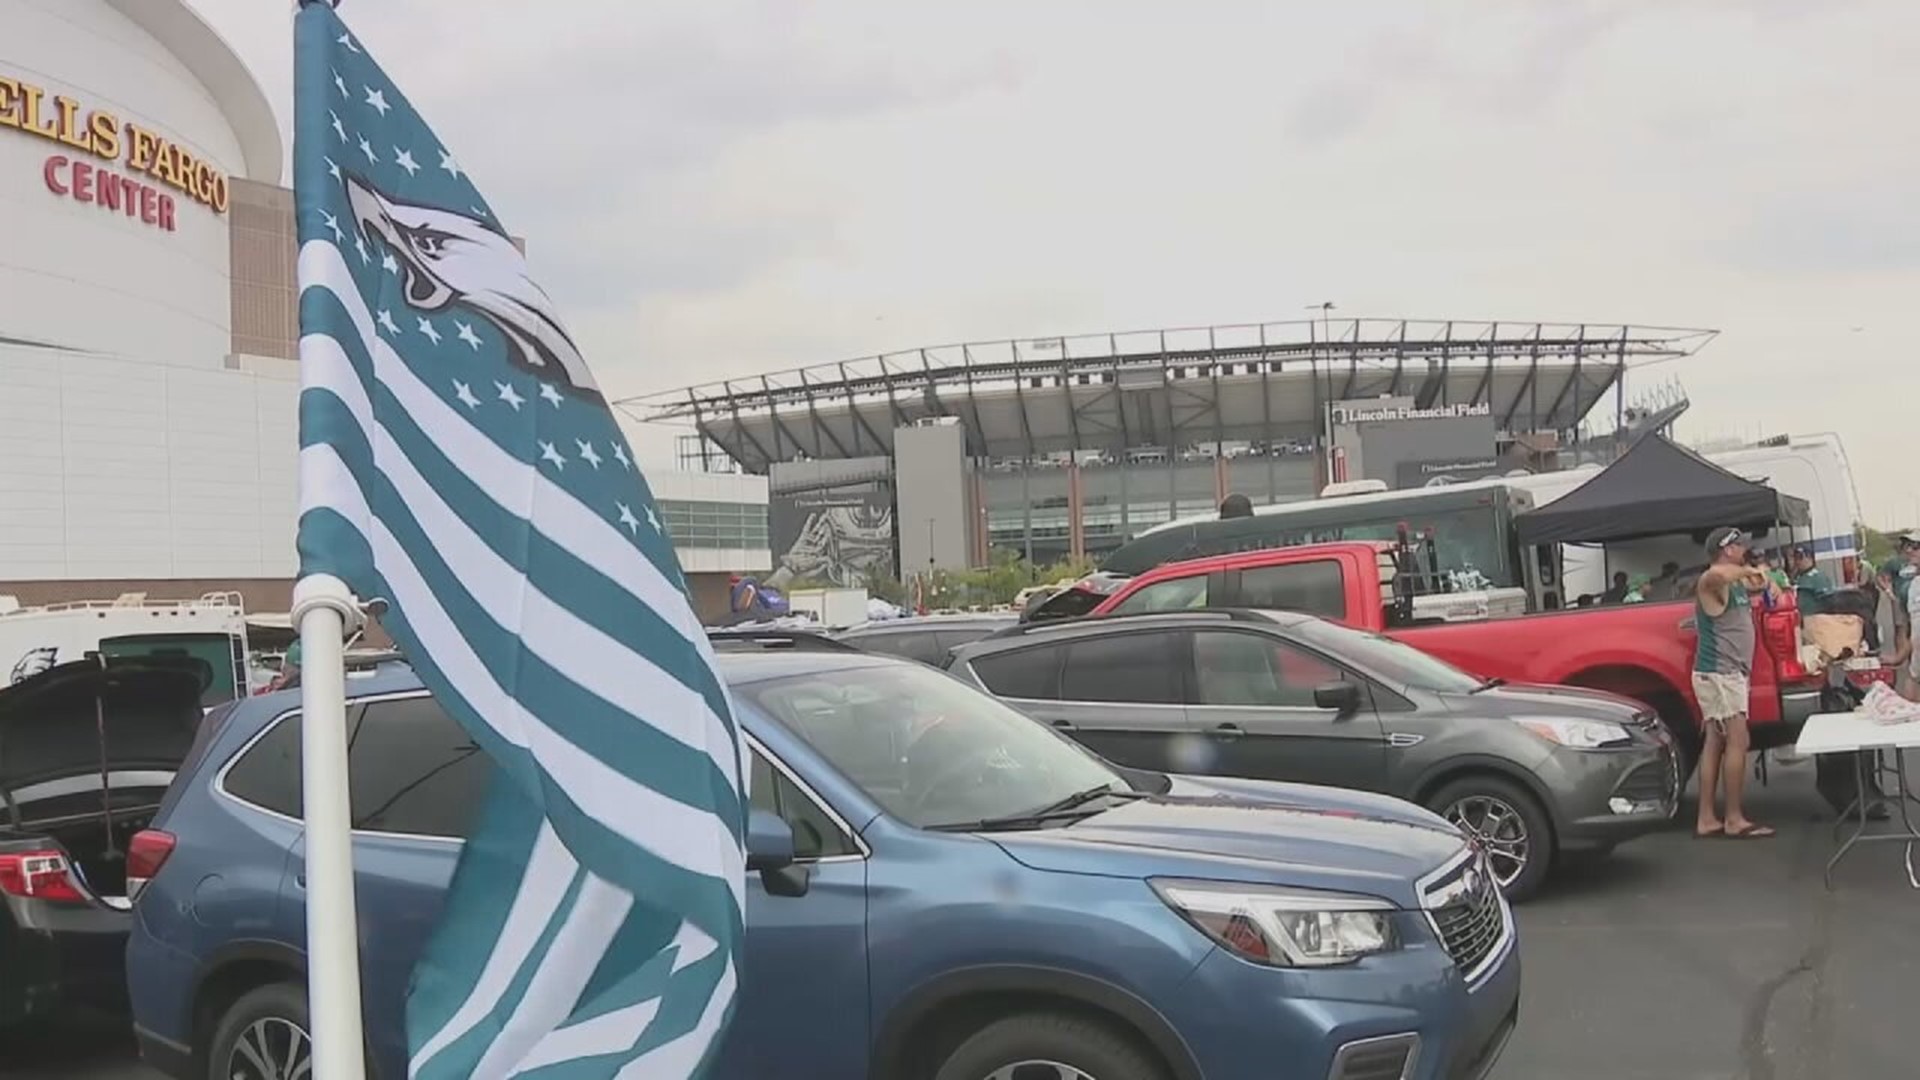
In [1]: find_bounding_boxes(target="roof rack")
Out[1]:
[984,608,1274,642]
[706,630,863,653]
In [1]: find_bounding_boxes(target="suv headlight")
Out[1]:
[1151,879,1400,967]
[1515,715,1631,749]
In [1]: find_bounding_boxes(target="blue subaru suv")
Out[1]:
[126,646,1518,1080]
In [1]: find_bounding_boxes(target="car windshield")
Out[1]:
[1289,616,1485,694]
[739,661,1124,829]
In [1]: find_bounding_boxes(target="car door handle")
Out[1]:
[1212,723,1244,740]
[1050,719,1078,732]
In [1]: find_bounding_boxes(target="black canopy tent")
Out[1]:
[1514,433,1811,547]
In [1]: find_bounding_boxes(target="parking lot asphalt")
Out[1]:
[5,755,1918,1080]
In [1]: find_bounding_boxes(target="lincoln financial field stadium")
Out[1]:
[627,318,1712,587]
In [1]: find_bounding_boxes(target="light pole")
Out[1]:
[1307,302,1337,489]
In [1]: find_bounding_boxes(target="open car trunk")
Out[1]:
[0,658,204,903]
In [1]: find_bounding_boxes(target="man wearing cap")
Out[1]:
[1693,527,1782,839]
[1790,546,1835,615]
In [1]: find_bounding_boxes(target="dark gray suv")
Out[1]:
[949,609,1679,900]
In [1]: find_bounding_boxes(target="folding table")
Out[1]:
[1794,711,1920,888]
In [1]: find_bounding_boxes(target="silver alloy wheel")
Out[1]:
[986,1062,1098,1080]
[227,1016,312,1080]
[1443,794,1531,888]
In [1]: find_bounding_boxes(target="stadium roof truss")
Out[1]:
[625,318,1717,474]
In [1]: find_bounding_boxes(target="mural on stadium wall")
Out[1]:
[769,490,897,587]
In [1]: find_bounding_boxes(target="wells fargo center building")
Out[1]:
[0,0,767,619]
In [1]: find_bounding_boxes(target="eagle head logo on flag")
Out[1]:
[291,3,746,1077]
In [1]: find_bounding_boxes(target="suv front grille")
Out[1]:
[1615,758,1672,803]
[1421,851,1511,984]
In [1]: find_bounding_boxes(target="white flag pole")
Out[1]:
[293,572,368,1080]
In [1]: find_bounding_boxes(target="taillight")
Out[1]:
[0,851,87,903]
[126,830,178,902]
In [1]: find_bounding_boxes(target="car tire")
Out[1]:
[206,982,312,1080]
[931,1012,1169,1080]
[1427,775,1554,903]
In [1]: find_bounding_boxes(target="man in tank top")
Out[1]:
[1694,527,1782,839]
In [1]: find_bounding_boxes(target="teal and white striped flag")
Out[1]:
[292,5,746,1077]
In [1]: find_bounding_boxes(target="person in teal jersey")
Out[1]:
[1693,527,1783,840]
[1881,532,1919,607]
[1789,546,1835,614]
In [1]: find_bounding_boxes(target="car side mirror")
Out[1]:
[746,808,811,898]
[1314,681,1362,716]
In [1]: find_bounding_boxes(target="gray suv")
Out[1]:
[949,609,1679,900]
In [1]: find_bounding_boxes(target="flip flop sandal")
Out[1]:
[1725,824,1776,839]
[1694,827,1724,839]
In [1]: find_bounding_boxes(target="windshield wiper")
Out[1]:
[1468,677,1507,695]
[928,784,1148,833]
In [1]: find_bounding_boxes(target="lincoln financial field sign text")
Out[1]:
[0,73,230,233]
[1327,398,1498,490]
[1329,402,1494,426]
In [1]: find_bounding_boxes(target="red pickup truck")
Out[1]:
[1087,541,1823,771]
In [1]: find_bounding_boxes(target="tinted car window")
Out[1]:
[223,698,492,838]
[1236,560,1347,619]
[749,749,858,859]
[1110,575,1209,615]
[971,644,1065,699]
[222,710,307,818]
[349,697,491,838]
[1193,631,1342,707]
[1062,633,1182,704]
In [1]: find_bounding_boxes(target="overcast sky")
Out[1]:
[195,0,1918,524]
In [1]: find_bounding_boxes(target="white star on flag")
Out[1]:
[319,210,344,243]
[616,503,641,535]
[539,383,565,408]
[417,318,442,344]
[645,505,662,532]
[576,441,603,469]
[612,444,631,470]
[456,321,483,350]
[394,148,420,176]
[453,381,482,410]
[381,251,399,275]
[354,235,371,265]
[538,441,567,471]
[324,156,340,181]
[438,149,461,178]
[364,86,391,116]
[495,381,525,410]
[332,69,348,96]
[336,31,360,53]
[329,111,346,142]
[376,309,401,336]
[357,135,376,165]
